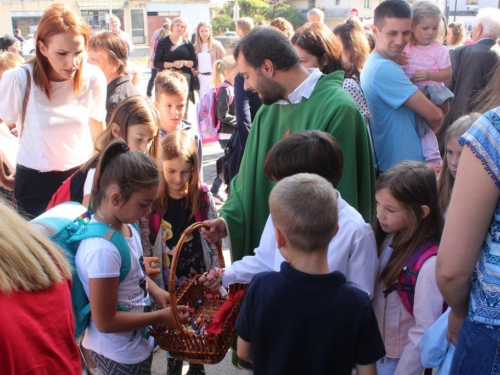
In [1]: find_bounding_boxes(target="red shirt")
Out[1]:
[0,279,80,374]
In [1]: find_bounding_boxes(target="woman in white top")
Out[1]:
[0,4,106,218]
[192,22,225,100]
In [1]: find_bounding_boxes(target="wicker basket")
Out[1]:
[149,222,247,364]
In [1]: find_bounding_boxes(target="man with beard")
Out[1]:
[205,27,374,268]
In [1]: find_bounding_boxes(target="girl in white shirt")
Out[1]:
[0,4,107,218]
[193,22,225,100]
[76,139,189,375]
[372,161,444,375]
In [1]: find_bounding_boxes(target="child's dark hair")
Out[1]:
[155,131,202,219]
[374,161,443,286]
[90,139,160,211]
[263,130,344,188]
[82,96,160,172]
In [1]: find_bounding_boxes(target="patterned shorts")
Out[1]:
[89,350,153,375]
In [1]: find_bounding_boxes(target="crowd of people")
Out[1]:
[1,1,500,374]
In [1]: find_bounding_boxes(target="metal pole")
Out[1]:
[109,0,112,19]
[454,0,458,22]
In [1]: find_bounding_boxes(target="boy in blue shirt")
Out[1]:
[235,173,385,375]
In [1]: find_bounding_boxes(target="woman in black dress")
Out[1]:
[154,17,197,118]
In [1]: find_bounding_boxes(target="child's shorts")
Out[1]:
[89,350,153,375]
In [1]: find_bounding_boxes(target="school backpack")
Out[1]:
[383,238,444,316]
[197,83,233,145]
[47,160,98,210]
[31,202,135,339]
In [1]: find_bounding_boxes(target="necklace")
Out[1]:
[96,208,108,225]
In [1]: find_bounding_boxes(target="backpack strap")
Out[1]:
[70,221,131,282]
[215,82,233,105]
[383,238,438,316]
[194,183,210,223]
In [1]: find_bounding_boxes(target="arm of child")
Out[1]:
[236,336,252,363]
[413,66,452,84]
[395,256,444,375]
[146,276,169,308]
[217,87,236,127]
[355,363,377,375]
[89,277,187,332]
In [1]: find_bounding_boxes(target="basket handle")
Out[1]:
[168,221,225,330]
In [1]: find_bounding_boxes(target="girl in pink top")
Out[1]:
[403,1,452,171]
[372,161,445,375]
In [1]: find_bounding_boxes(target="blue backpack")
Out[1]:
[31,202,134,339]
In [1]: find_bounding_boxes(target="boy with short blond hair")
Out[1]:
[154,70,202,169]
[235,173,385,375]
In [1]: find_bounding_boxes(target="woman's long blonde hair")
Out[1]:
[194,22,214,54]
[0,200,72,293]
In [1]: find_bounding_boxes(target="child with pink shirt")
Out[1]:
[403,1,452,171]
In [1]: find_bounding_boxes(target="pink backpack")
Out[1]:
[197,82,232,144]
[383,238,446,316]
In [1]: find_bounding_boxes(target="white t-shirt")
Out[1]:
[0,63,106,172]
[197,43,213,73]
[75,221,154,364]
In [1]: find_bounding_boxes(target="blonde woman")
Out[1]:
[0,200,80,374]
[154,17,197,117]
[193,21,225,99]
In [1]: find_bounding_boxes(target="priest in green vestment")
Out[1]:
[216,27,375,263]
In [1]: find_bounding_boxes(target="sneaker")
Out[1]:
[186,363,206,375]
[167,358,183,375]
[211,192,226,203]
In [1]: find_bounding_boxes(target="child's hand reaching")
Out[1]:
[200,268,224,291]
[200,218,227,243]
[158,305,191,328]
[144,256,161,278]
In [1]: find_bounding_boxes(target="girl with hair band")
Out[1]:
[0,3,107,219]
[76,139,189,375]
[437,113,480,218]
[0,199,80,374]
[88,31,139,124]
[148,131,219,375]
[372,161,445,375]
[193,21,225,100]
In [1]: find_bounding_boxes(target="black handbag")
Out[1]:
[191,72,200,91]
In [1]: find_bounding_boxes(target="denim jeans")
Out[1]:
[451,317,500,374]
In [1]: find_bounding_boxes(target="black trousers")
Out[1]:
[14,165,78,219]
[146,68,158,97]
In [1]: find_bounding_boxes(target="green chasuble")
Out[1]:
[221,71,375,261]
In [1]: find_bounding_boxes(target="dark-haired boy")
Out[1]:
[235,174,385,375]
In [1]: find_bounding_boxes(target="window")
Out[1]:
[131,8,145,44]
[80,9,124,33]
[336,0,340,5]
[11,11,44,35]
[364,0,370,9]
[308,0,316,10]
